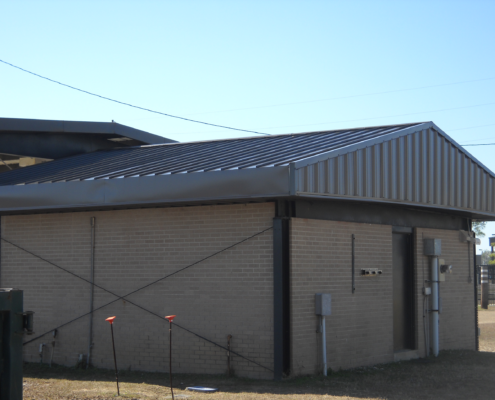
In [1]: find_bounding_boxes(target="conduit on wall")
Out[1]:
[86,217,96,368]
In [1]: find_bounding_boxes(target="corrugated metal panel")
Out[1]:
[1,120,495,218]
[0,123,421,186]
[295,127,495,214]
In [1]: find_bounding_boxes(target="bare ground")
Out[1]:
[23,309,495,400]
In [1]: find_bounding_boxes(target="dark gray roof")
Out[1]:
[0,117,175,145]
[0,117,176,172]
[0,122,422,186]
[1,121,495,219]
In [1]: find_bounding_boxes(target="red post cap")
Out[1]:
[165,315,176,322]
[105,316,116,324]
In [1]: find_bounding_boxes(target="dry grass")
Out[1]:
[23,310,495,400]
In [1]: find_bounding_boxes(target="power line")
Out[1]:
[184,76,495,116]
[449,123,495,132]
[463,143,495,146]
[261,101,495,131]
[0,58,269,136]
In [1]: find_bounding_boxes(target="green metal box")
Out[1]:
[0,288,29,400]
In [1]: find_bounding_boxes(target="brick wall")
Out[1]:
[1,203,275,379]
[290,218,393,375]
[289,219,476,376]
[414,228,476,356]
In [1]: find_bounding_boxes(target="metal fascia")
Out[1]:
[0,117,174,145]
[0,166,290,213]
[295,192,495,220]
[292,122,432,169]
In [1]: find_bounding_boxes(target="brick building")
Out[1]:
[0,121,492,379]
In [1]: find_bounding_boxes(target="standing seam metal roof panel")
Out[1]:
[0,123,421,186]
[1,121,495,219]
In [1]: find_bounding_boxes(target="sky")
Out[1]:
[1,0,495,249]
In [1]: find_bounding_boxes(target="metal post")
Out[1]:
[351,234,355,293]
[321,316,327,376]
[165,315,176,400]
[169,322,174,400]
[227,334,232,376]
[481,266,489,309]
[105,316,120,396]
[431,257,439,357]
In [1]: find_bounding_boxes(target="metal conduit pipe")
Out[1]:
[424,238,441,357]
[321,315,327,376]
[430,256,440,357]
[86,217,96,368]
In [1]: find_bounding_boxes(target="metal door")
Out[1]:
[392,232,415,351]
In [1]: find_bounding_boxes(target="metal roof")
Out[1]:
[0,117,175,145]
[0,123,421,185]
[0,121,494,219]
[0,117,176,173]
[293,124,495,217]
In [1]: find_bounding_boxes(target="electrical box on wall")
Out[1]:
[424,238,442,256]
[315,293,331,316]
[0,288,34,400]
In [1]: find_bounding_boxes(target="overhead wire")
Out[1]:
[3,226,274,372]
[0,58,269,136]
[261,101,495,131]
[4,58,495,146]
[462,143,495,146]
[183,76,495,116]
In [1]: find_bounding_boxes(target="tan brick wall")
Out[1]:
[290,218,394,375]
[1,203,275,379]
[414,228,476,356]
[289,219,476,376]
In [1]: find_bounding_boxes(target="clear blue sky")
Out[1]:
[1,1,495,249]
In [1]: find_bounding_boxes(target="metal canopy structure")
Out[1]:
[0,121,494,219]
[0,117,176,172]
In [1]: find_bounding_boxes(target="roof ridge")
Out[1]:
[129,121,428,150]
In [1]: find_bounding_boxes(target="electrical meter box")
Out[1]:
[0,288,33,400]
[315,293,331,316]
[424,238,442,256]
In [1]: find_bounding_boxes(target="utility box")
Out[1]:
[0,288,33,400]
[315,293,331,316]
[476,255,482,266]
[424,239,442,256]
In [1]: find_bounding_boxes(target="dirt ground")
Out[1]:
[23,309,495,400]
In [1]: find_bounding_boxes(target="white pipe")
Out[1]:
[431,256,439,356]
[322,315,327,376]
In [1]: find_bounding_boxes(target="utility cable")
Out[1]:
[0,59,269,136]
[261,101,495,131]
[184,76,495,116]
[3,226,274,372]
